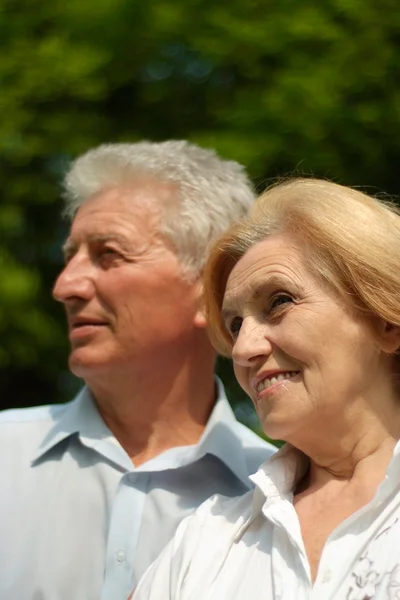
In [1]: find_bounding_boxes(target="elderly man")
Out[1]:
[0,141,276,600]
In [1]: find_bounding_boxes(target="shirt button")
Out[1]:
[116,550,126,564]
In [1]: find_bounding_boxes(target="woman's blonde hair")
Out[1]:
[204,177,400,357]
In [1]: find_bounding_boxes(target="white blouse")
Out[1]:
[133,443,400,600]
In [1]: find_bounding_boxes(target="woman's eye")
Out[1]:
[269,294,293,312]
[228,317,243,338]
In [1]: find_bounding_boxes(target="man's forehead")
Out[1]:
[62,182,176,254]
[69,183,177,235]
[70,188,163,229]
[84,179,178,208]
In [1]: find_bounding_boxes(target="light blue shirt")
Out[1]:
[0,380,276,600]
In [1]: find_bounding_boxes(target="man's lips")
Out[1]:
[68,316,109,329]
[67,317,110,340]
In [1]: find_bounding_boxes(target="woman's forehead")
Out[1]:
[222,234,306,307]
[228,234,303,284]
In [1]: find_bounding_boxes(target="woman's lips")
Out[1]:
[255,371,299,393]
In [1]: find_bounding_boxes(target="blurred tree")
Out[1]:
[1,0,400,424]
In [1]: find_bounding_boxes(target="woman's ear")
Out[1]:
[377,320,400,353]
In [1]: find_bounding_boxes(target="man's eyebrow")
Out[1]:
[87,233,130,248]
[62,233,130,256]
[62,239,76,258]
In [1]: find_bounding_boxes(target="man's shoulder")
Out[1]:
[0,401,73,429]
[0,401,78,464]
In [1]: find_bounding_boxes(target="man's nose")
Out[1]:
[232,317,273,367]
[52,254,95,304]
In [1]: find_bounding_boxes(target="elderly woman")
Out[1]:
[133,178,400,600]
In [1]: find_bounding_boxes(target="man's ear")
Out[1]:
[377,319,400,353]
[193,280,207,329]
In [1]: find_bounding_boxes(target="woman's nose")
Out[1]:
[232,317,273,367]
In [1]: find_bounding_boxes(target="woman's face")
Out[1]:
[222,233,388,443]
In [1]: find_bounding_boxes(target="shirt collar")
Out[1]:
[32,387,131,469]
[374,437,400,500]
[234,444,309,540]
[250,439,400,502]
[32,379,266,483]
[250,443,308,497]
[188,377,260,487]
[235,438,400,541]
[134,378,264,487]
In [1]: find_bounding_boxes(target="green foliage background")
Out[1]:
[1,0,400,432]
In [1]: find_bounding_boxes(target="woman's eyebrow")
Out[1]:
[252,276,289,300]
[246,275,297,302]
[222,274,298,317]
[221,280,276,319]
[221,306,237,325]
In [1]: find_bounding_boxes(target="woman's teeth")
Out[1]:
[256,371,298,393]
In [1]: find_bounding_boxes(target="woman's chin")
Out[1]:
[259,417,292,444]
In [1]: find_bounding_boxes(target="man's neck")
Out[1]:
[86,350,217,466]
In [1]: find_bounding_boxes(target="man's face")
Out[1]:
[53,182,204,380]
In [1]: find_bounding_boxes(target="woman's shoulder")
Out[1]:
[190,488,255,530]
[133,490,258,600]
[173,489,255,564]
[172,491,256,596]
[168,489,256,571]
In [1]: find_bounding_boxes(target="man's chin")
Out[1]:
[68,350,105,379]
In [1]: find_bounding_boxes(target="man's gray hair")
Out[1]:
[63,140,255,276]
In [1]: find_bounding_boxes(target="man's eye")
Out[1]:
[269,294,293,311]
[97,247,124,265]
[102,247,121,257]
[228,317,243,338]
